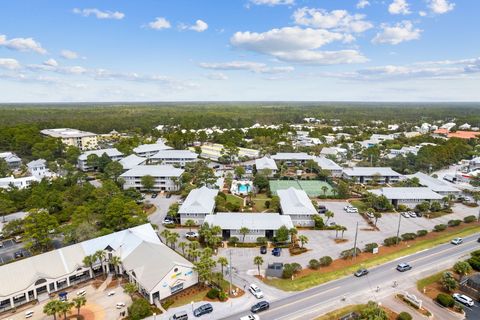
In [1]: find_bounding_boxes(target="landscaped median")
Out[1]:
[263,223,480,291]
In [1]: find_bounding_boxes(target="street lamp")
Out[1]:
[153,313,156,320]
[396,211,402,245]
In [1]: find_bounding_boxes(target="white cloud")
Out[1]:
[206,73,229,80]
[372,21,422,45]
[73,8,125,20]
[43,59,58,67]
[180,20,209,32]
[230,27,367,64]
[357,0,370,9]
[0,58,20,70]
[61,50,79,59]
[388,0,411,15]
[199,60,295,73]
[293,8,373,33]
[428,0,455,14]
[419,11,427,16]
[147,17,171,30]
[249,0,294,6]
[0,34,47,54]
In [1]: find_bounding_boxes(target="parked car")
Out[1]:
[162,217,174,225]
[249,284,264,299]
[354,268,369,277]
[401,212,410,218]
[77,290,86,296]
[169,311,188,320]
[0,241,3,248]
[366,212,374,219]
[151,193,158,198]
[318,205,327,214]
[240,315,260,320]
[14,235,22,243]
[213,165,221,169]
[25,310,34,318]
[193,303,213,317]
[272,247,281,257]
[408,211,417,218]
[185,231,199,239]
[250,300,270,313]
[116,302,126,309]
[327,221,336,227]
[477,237,480,243]
[260,245,267,254]
[14,251,24,259]
[346,208,358,213]
[396,263,412,272]
[344,205,354,211]
[107,291,115,296]
[451,238,463,245]
[453,293,474,307]
[166,193,172,198]
[415,212,423,217]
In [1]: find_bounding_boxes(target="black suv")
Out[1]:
[193,303,213,317]
[251,301,270,313]
[260,246,267,254]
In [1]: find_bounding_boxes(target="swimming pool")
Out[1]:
[238,184,251,193]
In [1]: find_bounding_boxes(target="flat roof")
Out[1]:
[40,128,97,138]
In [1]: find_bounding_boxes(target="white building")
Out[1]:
[119,154,147,171]
[408,172,461,197]
[314,156,343,177]
[149,150,198,168]
[77,148,124,171]
[204,213,294,242]
[277,187,318,227]
[320,147,347,160]
[40,128,98,151]
[369,187,443,208]
[133,142,172,158]
[0,176,40,190]
[0,224,196,310]
[120,165,184,192]
[342,167,402,184]
[178,186,218,225]
[26,159,54,178]
[272,153,314,166]
[0,152,22,170]
[255,156,278,176]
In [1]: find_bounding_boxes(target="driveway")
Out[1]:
[147,193,181,228]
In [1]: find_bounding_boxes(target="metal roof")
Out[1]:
[150,149,198,159]
[343,167,401,177]
[178,186,218,214]
[277,187,317,215]
[255,156,278,170]
[369,187,443,200]
[78,148,123,161]
[119,154,147,170]
[204,212,294,230]
[120,165,184,178]
[272,153,314,161]
[408,172,461,193]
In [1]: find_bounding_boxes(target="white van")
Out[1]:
[25,310,34,318]
[169,311,188,320]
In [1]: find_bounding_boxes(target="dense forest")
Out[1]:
[1,102,480,133]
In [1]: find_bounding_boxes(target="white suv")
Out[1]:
[453,293,474,307]
[248,284,264,299]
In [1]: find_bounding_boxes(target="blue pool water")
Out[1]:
[238,184,251,193]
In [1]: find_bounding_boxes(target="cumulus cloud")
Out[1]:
[0,58,20,70]
[206,72,229,80]
[293,8,373,33]
[388,0,411,15]
[43,59,58,67]
[147,17,171,30]
[199,60,294,74]
[180,20,209,32]
[428,0,455,14]
[230,27,367,64]
[372,21,422,45]
[73,8,125,20]
[61,50,79,59]
[0,34,47,54]
[357,0,370,9]
[249,0,294,6]
[419,11,427,17]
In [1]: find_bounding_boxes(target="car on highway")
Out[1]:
[451,238,463,245]
[260,245,267,254]
[453,293,474,307]
[272,247,281,256]
[193,303,213,317]
[396,263,412,272]
[249,284,264,299]
[251,300,270,313]
[240,315,260,320]
[354,268,369,277]
[185,231,199,239]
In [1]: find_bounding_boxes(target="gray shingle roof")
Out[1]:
[277,187,317,215]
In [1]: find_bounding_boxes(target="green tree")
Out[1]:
[325,210,334,223]
[128,298,153,320]
[234,166,246,179]
[140,175,155,192]
[441,272,458,292]
[58,301,74,320]
[86,154,100,171]
[217,256,228,275]
[23,209,59,253]
[253,174,269,193]
[43,300,62,320]
[123,282,138,297]
[0,158,10,176]
[83,255,95,277]
[110,256,122,276]
[239,227,250,243]
[167,231,180,249]
[453,261,472,276]
[254,256,264,276]
[373,211,382,227]
[321,186,328,197]
[0,197,15,222]
[298,235,309,248]
[185,219,196,231]
[72,296,87,317]
[221,142,240,164]
[361,301,388,320]
[103,161,124,180]
[276,225,289,242]
[179,241,187,255]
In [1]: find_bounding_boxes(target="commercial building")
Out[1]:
[0,224,197,309]
[255,156,278,176]
[204,213,294,242]
[40,128,98,150]
[277,187,318,227]
[120,165,184,192]
[342,167,402,184]
[77,148,124,171]
[408,172,461,197]
[149,150,198,168]
[369,187,443,208]
[314,156,343,177]
[178,186,218,225]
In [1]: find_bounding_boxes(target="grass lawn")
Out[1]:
[264,224,480,291]
[350,200,369,212]
[315,304,397,320]
[253,197,270,211]
[168,287,209,308]
[226,194,243,207]
[416,270,444,291]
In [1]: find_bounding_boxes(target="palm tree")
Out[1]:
[178,241,187,255]
[217,256,228,275]
[373,212,382,227]
[72,296,86,317]
[110,256,121,276]
[298,235,309,248]
[289,228,298,245]
[325,210,334,223]
[253,256,264,276]
[94,250,106,275]
[334,225,341,238]
[189,240,200,251]
[167,232,180,249]
[185,219,196,231]
[340,226,347,239]
[82,255,95,278]
[239,227,250,243]
[43,300,62,320]
[321,186,328,197]
[58,301,73,320]
[123,282,137,297]
[160,229,171,243]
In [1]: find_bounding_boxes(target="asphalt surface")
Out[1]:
[222,233,480,320]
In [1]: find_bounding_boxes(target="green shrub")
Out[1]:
[309,259,320,270]
[206,288,220,299]
[401,233,417,241]
[384,236,401,246]
[463,215,477,223]
[282,263,302,278]
[447,219,461,227]
[319,256,333,267]
[436,293,455,307]
[471,249,480,258]
[218,291,228,301]
[364,242,378,253]
[161,299,174,310]
[256,237,268,245]
[128,298,153,320]
[397,312,412,320]
[416,229,428,237]
[468,257,480,271]
[340,247,361,259]
[434,224,447,232]
[228,236,239,245]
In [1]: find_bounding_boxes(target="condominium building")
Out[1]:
[40,128,98,150]
[120,165,184,191]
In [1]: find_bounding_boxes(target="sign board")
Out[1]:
[372,247,379,254]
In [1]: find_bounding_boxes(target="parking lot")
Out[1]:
[0,239,30,264]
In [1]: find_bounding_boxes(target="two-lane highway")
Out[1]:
[222,233,480,320]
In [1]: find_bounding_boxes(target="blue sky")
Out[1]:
[0,0,478,102]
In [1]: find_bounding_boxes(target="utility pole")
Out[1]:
[229,249,233,296]
[353,222,359,260]
[396,212,402,245]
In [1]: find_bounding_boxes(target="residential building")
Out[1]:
[27,159,54,178]
[77,148,124,171]
[0,176,40,190]
[407,172,461,197]
[178,186,218,225]
[277,187,318,227]
[119,154,147,170]
[149,150,198,168]
[469,157,480,171]
[120,165,184,191]
[40,128,98,150]
[255,156,278,176]
[204,213,294,242]
[0,152,22,170]
[0,224,197,310]
[192,143,259,162]
[369,187,443,208]
[272,153,314,166]
[342,167,402,184]
[320,147,347,160]
[133,141,172,158]
[314,156,343,177]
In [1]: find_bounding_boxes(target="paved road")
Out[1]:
[222,233,480,320]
